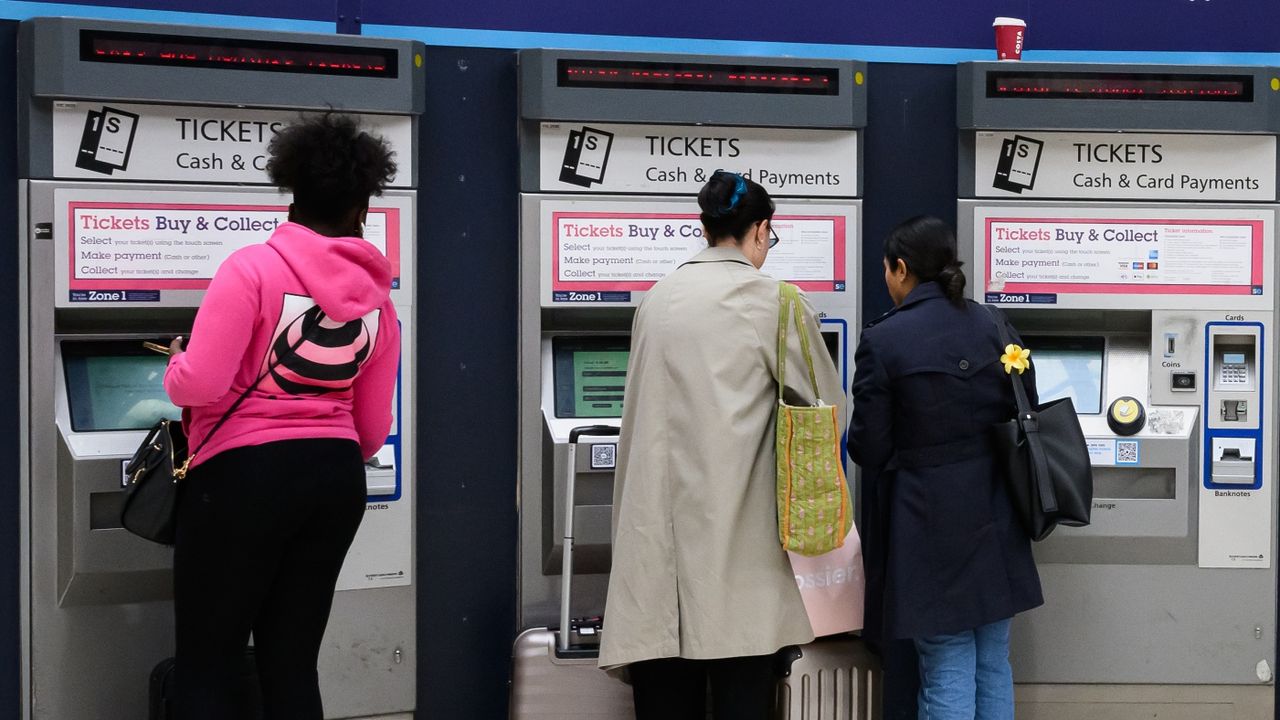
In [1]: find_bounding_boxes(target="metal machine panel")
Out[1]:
[520,49,866,129]
[20,18,424,113]
[1014,564,1275,685]
[19,18,420,720]
[518,193,859,627]
[958,62,1280,133]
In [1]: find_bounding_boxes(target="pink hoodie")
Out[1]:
[165,222,401,466]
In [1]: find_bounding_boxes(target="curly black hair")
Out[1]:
[265,113,397,226]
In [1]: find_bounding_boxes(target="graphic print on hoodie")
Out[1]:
[265,294,382,396]
[164,222,401,466]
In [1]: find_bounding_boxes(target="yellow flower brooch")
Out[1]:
[1001,344,1031,374]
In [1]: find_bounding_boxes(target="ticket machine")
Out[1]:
[518,49,865,626]
[958,62,1279,717]
[18,18,422,719]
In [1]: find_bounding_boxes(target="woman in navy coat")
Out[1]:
[850,216,1042,720]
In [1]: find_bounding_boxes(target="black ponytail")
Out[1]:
[884,216,967,305]
[697,170,774,246]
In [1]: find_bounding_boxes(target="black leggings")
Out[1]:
[630,655,777,720]
[173,438,366,720]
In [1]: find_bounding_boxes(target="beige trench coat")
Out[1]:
[599,246,846,669]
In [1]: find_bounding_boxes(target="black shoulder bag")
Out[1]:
[985,306,1094,541]
[121,310,322,544]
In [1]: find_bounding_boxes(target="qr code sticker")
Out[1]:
[1116,441,1139,465]
[591,443,617,470]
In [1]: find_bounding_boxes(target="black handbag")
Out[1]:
[122,419,190,544]
[121,311,322,544]
[985,306,1094,541]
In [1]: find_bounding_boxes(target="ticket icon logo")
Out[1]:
[993,134,1043,194]
[76,106,140,175]
[560,126,614,188]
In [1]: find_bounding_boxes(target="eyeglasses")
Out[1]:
[767,220,780,248]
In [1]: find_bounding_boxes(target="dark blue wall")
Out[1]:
[14,0,1280,53]
[416,47,520,720]
[0,21,19,720]
[861,63,961,322]
[365,0,1274,53]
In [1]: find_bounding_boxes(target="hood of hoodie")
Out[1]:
[266,222,393,323]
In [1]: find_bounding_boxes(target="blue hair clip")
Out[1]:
[722,173,748,214]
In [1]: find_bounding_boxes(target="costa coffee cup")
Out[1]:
[993,17,1026,61]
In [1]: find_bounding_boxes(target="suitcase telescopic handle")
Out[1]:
[559,424,620,653]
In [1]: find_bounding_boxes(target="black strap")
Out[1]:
[983,305,1059,514]
[184,308,323,463]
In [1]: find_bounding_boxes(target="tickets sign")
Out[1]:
[974,131,1276,201]
[540,122,858,196]
[985,216,1263,295]
[66,201,401,293]
[553,211,846,293]
[52,101,414,185]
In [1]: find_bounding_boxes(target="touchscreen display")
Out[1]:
[64,342,181,431]
[1026,336,1105,415]
[552,337,630,419]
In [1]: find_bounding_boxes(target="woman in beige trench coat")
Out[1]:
[599,171,845,720]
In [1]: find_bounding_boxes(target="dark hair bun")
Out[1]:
[266,113,397,225]
[697,171,744,218]
[697,171,775,246]
[936,261,967,303]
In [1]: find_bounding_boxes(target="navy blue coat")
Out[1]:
[850,282,1043,643]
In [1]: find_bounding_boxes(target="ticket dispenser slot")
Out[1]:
[1212,438,1257,486]
[364,445,397,496]
[1205,326,1263,490]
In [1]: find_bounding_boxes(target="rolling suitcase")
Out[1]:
[776,636,882,720]
[510,425,635,720]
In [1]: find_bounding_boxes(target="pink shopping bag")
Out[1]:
[789,524,865,637]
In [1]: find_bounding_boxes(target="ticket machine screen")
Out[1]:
[552,337,629,419]
[1026,336,1106,415]
[63,341,181,431]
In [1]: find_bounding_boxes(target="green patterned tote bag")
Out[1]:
[776,281,852,557]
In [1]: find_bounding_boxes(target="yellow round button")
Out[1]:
[1107,396,1146,436]
[1112,400,1138,422]
[855,71,865,86]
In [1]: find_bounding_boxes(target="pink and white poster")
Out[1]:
[552,211,846,293]
[67,201,401,291]
[985,216,1263,296]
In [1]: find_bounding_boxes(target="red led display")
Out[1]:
[988,72,1252,102]
[80,30,398,78]
[558,59,839,95]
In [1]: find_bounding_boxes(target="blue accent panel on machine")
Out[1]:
[1203,321,1264,492]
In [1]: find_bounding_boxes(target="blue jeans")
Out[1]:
[913,618,1013,720]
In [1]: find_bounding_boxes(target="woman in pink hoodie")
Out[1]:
[163,114,401,719]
